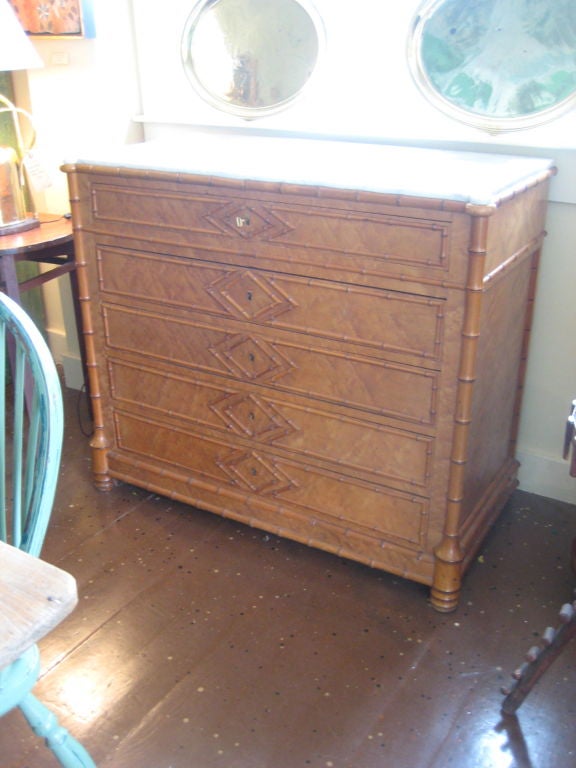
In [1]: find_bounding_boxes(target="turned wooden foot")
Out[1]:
[430,585,460,613]
[90,427,112,491]
[431,539,463,612]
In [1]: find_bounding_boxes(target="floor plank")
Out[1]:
[2,388,576,767]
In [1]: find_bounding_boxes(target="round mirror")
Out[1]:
[181,0,324,119]
[408,0,576,133]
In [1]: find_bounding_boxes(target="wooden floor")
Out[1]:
[2,387,576,768]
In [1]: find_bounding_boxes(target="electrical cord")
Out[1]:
[76,382,93,438]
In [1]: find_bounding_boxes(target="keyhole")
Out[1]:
[247,291,253,301]
[248,352,256,362]
[248,412,255,421]
[250,467,257,476]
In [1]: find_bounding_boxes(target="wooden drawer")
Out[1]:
[108,359,434,493]
[87,179,464,286]
[102,303,440,426]
[96,245,445,365]
[111,410,430,550]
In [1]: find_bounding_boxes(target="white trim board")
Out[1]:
[517,450,576,505]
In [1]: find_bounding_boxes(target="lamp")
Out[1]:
[0,0,43,235]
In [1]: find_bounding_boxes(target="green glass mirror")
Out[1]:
[181,0,324,119]
[408,0,576,133]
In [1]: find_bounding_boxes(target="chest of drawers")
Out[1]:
[64,137,553,611]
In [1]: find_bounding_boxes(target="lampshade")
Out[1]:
[0,0,43,71]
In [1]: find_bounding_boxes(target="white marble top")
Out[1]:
[68,133,555,206]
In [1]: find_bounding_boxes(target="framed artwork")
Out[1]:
[8,0,95,38]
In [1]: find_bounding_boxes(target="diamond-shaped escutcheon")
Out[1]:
[210,334,294,383]
[218,449,296,495]
[211,391,296,442]
[205,201,293,240]
[207,269,296,322]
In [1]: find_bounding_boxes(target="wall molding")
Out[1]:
[517,449,576,505]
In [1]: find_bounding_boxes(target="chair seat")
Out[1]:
[0,540,78,669]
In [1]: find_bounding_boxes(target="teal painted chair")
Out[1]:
[0,292,95,767]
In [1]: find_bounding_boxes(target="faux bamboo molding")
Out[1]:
[68,176,112,492]
[431,211,491,612]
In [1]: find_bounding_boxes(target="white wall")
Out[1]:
[516,201,576,502]
[19,0,576,503]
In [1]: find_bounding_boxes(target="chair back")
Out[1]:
[0,292,63,556]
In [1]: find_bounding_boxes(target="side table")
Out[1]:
[0,212,86,390]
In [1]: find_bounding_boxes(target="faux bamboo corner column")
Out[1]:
[431,205,493,612]
[67,168,113,492]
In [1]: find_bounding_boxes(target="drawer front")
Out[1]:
[97,246,444,365]
[88,180,462,284]
[108,359,434,493]
[102,304,439,426]
[112,411,430,549]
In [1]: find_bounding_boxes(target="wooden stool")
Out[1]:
[0,212,87,389]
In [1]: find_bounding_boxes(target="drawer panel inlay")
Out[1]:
[91,184,451,271]
[113,411,429,547]
[97,247,445,362]
[109,360,434,491]
[102,304,439,424]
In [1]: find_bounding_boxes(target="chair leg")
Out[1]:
[19,692,96,768]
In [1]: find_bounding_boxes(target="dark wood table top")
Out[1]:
[0,214,73,257]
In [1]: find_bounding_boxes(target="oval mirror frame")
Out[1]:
[181,0,325,119]
[408,0,576,133]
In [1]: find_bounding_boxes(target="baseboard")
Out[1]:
[517,449,576,505]
[45,325,67,364]
[45,324,85,391]
[61,353,85,391]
